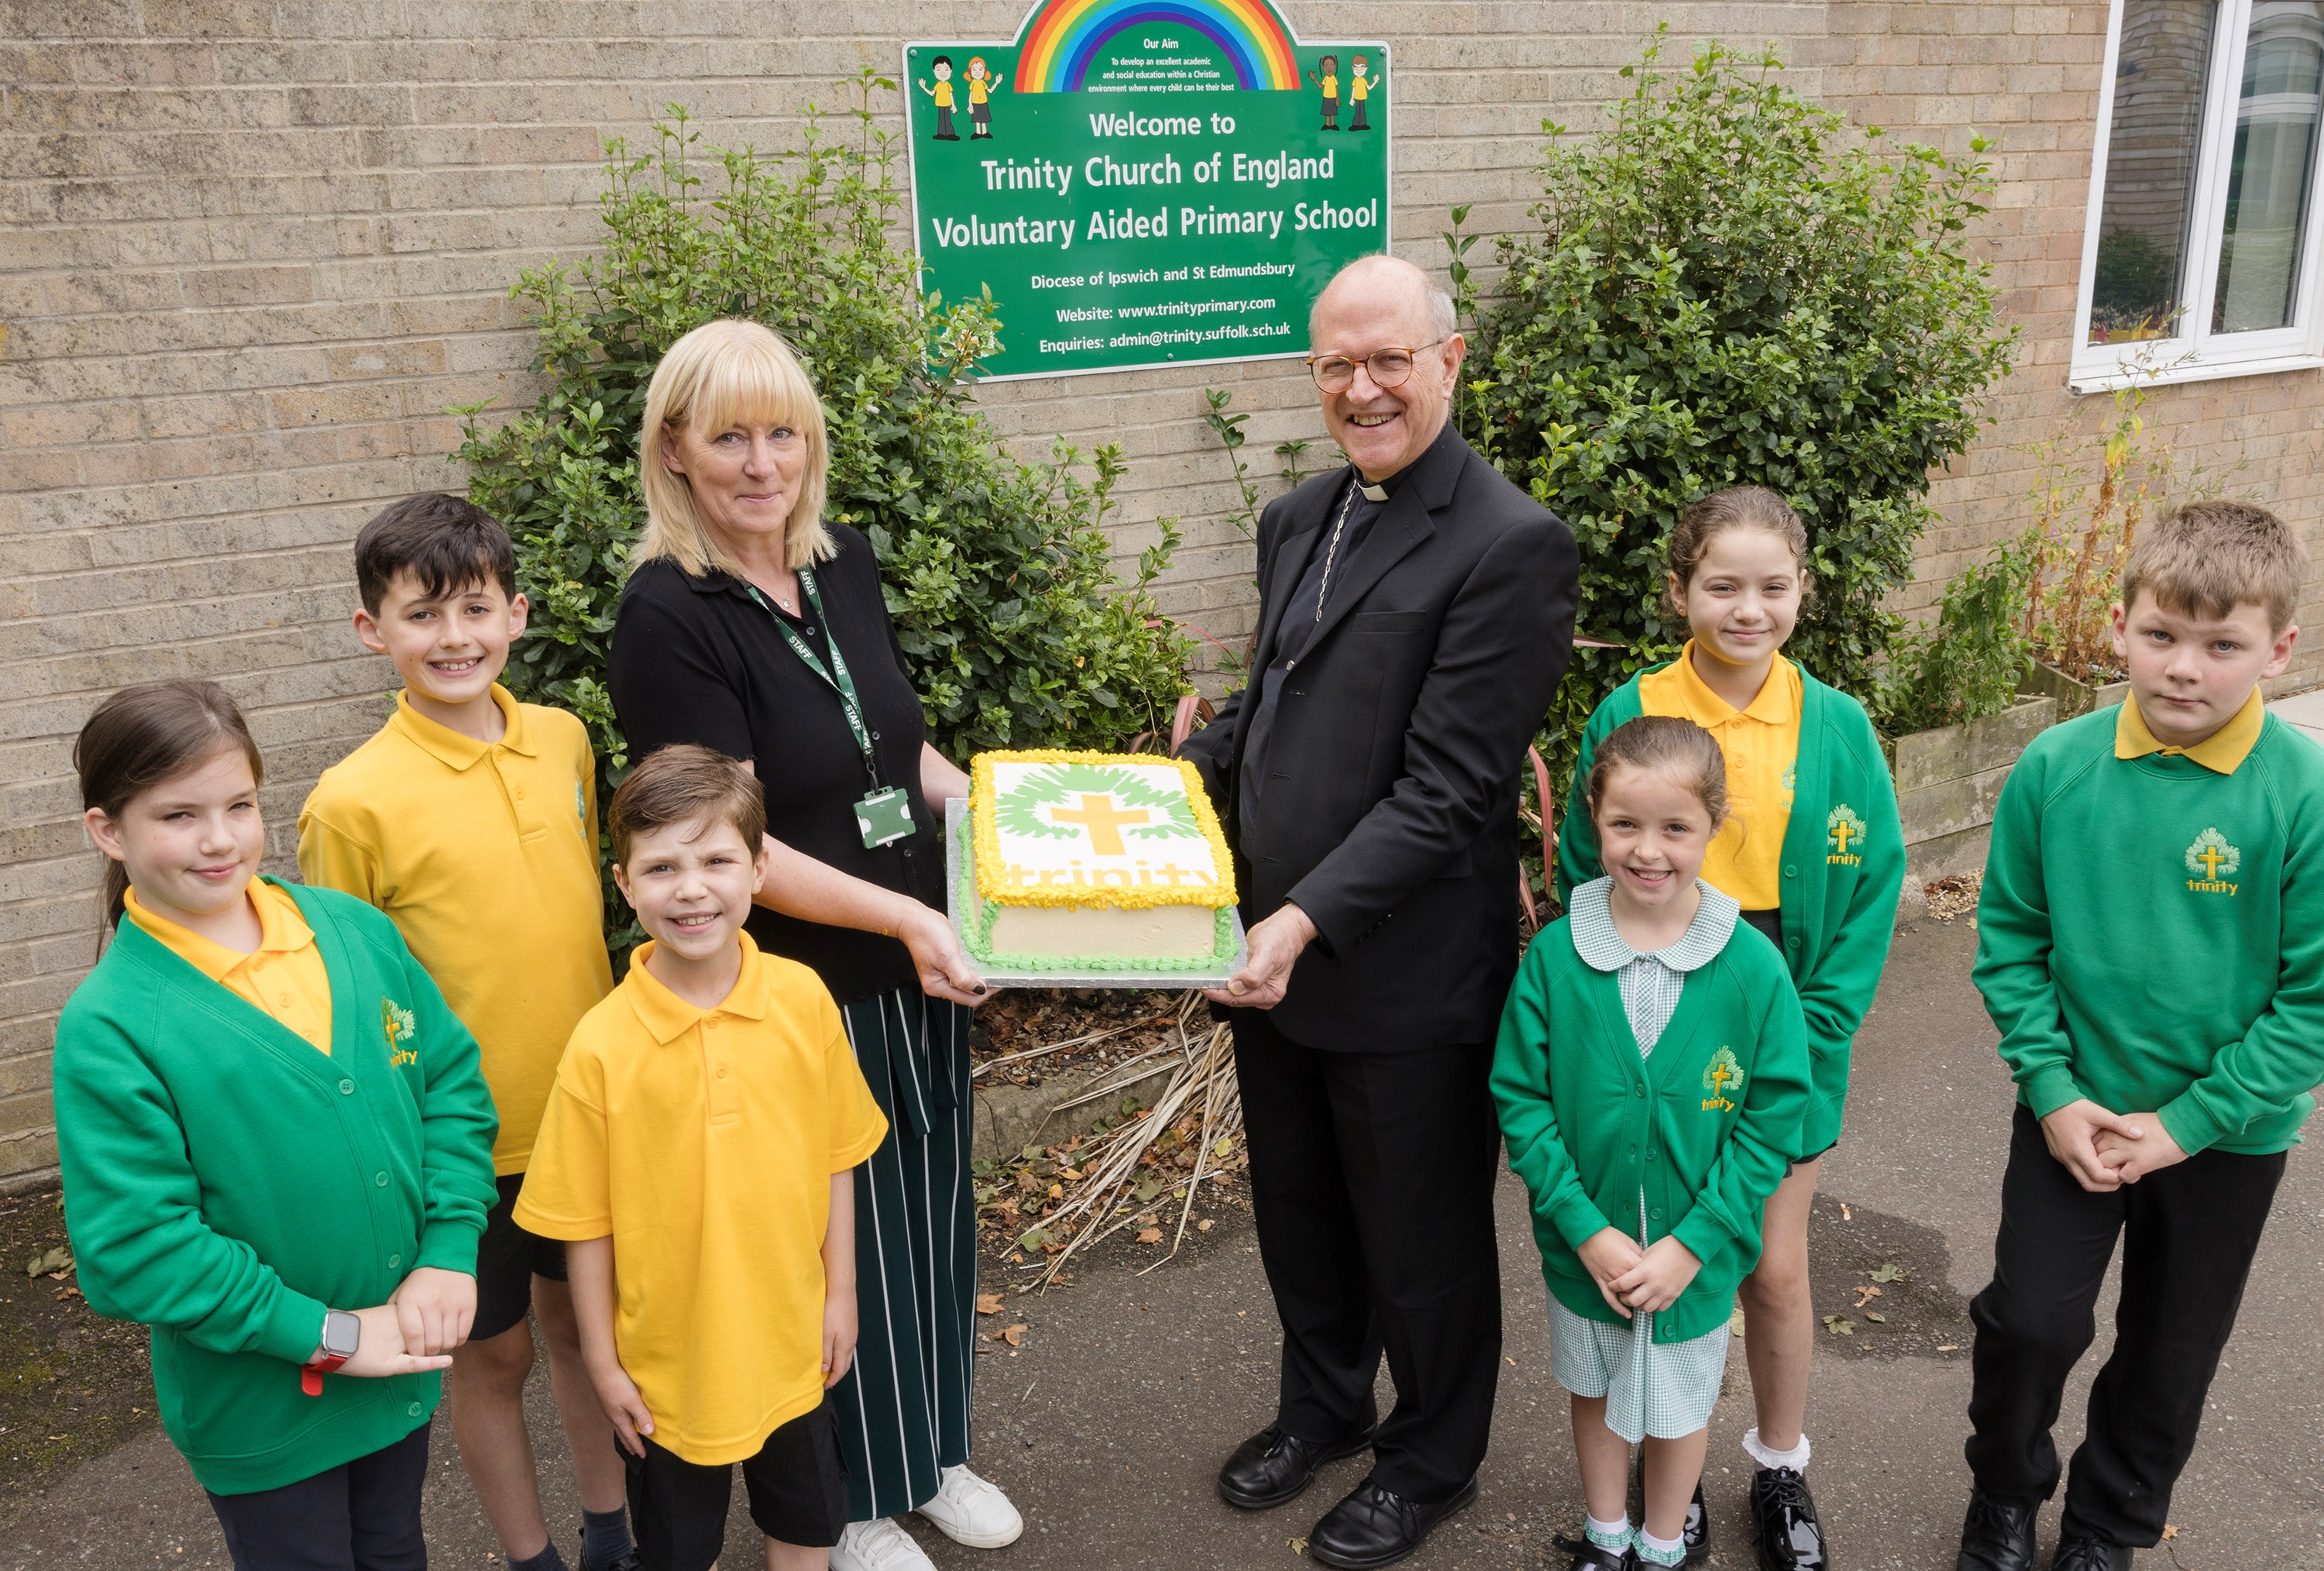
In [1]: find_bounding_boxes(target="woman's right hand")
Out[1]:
[896,903,988,1007]
[336,1303,455,1378]
[1576,1228,1646,1320]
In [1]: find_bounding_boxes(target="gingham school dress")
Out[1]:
[1547,877,1740,1443]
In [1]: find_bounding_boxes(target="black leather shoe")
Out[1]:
[1552,1532,1639,1571]
[1216,1421,1375,1510]
[1751,1466,1825,1570]
[1684,1480,1708,1562]
[2051,1538,2131,1571]
[579,1537,642,1571]
[1306,1474,1478,1569]
[1957,1490,2040,1571]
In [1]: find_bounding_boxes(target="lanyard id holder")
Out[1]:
[854,785,916,848]
[750,572,919,852]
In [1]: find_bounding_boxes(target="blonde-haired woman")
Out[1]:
[608,319,1022,1571]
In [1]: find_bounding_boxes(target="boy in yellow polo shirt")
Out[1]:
[517,746,888,1571]
[297,494,630,1571]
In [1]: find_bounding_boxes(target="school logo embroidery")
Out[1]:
[2183,827,2241,896]
[1826,806,1867,866]
[575,781,586,820]
[380,999,419,1067]
[1701,1046,1745,1112]
[1779,765,1796,810]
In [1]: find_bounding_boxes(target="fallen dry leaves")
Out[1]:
[975,1293,1003,1316]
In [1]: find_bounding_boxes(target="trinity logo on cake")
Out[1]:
[963,750,1239,972]
[2183,827,2241,895]
[989,758,1215,890]
[1826,805,1866,866]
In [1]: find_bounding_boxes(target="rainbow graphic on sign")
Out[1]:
[1012,0,1301,92]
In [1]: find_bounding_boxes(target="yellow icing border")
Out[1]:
[970,749,1236,909]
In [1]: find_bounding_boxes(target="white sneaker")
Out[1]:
[913,1464,1026,1549]
[830,1518,937,1571]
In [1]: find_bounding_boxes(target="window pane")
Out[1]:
[2089,0,2217,345]
[2212,1,2324,332]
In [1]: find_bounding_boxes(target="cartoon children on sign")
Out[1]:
[921,54,959,139]
[1349,53,1379,129]
[1307,53,1339,130]
[967,55,1006,138]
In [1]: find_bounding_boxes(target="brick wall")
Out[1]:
[5,0,2321,1181]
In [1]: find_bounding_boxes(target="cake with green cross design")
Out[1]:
[959,749,1239,972]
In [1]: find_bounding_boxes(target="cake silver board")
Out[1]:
[944,799,1248,990]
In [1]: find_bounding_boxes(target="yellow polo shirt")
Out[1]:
[968,77,990,104]
[125,880,334,1054]
[2115,686,2264,773]
[932,81,954,107]
[1640,643,1804,909]
[297,686,612,1174]
[514,934,888,1466]
[1350,73,1371,101]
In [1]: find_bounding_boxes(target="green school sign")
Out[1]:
[903,0,1389,380]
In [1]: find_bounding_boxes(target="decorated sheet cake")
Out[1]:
[951,750,1241,978]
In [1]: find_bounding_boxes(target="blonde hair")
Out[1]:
[1584,715,1730,827]
[2122,499,2305,634]
[637,318,836,578]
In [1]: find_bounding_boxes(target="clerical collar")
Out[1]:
[1358,480,1389,502]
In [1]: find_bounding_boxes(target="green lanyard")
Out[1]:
[748,569,879,786]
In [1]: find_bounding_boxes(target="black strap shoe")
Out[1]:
[1216,1419,1376,1510]
[1684,1480,1709,1562]
[578,1538,642,1571]
[1306,1474,1479,1569]
[1750,1466,1825,1570]
[1553,1532,1640,1571]
[2050,1538,2131,1571]
[1957,1490,2040,1571]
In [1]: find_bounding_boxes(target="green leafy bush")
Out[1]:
[457,75,1191,796]
[1868,551,2034,736]
[1450,32,2018,788]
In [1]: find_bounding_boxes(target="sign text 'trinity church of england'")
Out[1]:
[905,0,1391,379]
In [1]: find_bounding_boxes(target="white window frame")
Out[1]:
[2070,0,2324,393]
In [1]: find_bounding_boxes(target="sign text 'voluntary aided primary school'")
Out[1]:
[904,0,1390,380]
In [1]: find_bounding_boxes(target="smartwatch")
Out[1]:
[302,1308,360,1396]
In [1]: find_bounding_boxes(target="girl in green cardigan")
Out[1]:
[53,680,499,1570]
[1556,489,1902,1569]
[1497,717,1811,1571]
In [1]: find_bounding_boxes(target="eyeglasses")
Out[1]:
[1306,340,1446,393]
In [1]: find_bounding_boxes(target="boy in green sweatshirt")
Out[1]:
[1958,501,2324,1571]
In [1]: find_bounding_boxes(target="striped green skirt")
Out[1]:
[831,988,978,1521]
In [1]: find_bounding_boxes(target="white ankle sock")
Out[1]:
[1742,1425,1811,1471]
[1585,1512,1631,1551]
[1636,1526,1688,1566]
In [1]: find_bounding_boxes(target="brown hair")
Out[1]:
[2121,499,2305,634]
[1666,486,1813,612]
[355,493,518,616]
[608,745,767,867]
[75,680,264,941]
[1583,715,1729,827]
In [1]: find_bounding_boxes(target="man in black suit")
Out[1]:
[1179,254,1578,1569]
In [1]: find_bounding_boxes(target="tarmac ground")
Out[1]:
[6,916,2319,1568]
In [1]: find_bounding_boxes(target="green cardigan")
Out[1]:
[1491,913,1813,1341]
[53,878,498,1495]
[1556,661,1903,1155]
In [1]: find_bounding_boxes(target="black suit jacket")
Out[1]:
[1180,423,1578,1050]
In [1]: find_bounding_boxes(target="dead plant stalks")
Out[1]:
[1015,993,1246,1290]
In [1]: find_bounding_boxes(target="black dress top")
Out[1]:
[608,526,944,1004]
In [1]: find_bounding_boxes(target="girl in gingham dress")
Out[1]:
[1494,718,1812,1569]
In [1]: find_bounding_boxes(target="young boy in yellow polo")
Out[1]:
[1958,501,2324,1571]
[297,494,631,1571]
[516,745,888,1571]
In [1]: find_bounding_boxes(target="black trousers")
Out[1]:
[1231,1010,1503,1505]
[205,1422,429,1571]
[1965,1104,2284,1545]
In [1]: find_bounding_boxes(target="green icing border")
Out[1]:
[954,812,1237,975]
